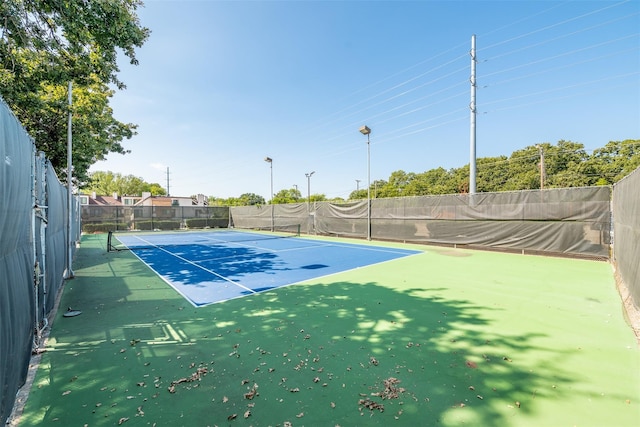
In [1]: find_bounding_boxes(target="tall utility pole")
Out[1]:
[538,145,545,190]
[469,34,477,195]
[166,167,170,196]
[356,179,361,191]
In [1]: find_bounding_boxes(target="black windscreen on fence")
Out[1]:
[82,205,229,232]
[83,186,612,260]
[1,96,80,425]
[613,166,640,310]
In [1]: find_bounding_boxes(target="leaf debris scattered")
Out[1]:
[359,377,407,414]
[167,365,208,393]
[244,384,259,400]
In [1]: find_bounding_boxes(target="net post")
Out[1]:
[107,230,113,252]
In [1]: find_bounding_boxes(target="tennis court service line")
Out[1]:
[328,242,423,255]
[194,233,332,254]
[212,239,334,254]
[127,235,256,295]
[270,242,334,253]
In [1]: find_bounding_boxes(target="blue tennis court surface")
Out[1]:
[114,231,421,306]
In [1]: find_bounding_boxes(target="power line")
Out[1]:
[480,0,633,52]
[302,4,638,158]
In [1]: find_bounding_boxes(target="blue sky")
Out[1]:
[90,0,640,200]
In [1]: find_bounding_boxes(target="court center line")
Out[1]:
[128,235,257,295]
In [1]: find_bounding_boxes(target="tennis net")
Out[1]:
[107,225,301,252]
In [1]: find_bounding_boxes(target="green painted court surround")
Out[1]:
[16,234,639,426]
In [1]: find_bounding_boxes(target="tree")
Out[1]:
[272,188,303,204]
[406,167,455,195]
[309,194,327,203]
[377,170,415,197]
[371,179,387,198]
[449,165,470,194]
[238,193,266,206]
[208,193,266,206]
[84,171,165,196]
[222,139,638,204]
[588,139,640,184]
[0,0,149,184]
[328,196,346,203]
[349,189,368,200]
[544,140,590,187]
[476,156,509,192]
[503,146,540,190]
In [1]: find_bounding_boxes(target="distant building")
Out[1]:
[79,192,125,206]
[80,192,211,231]
[80,192,208,207]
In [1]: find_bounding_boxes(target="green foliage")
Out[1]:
[379,170,413,197]
[135,220,181,231]
[0,0,149,183]
[91,137,637,205]
[476,157,509,192]
[147,183,166,196]
[185,218,228,229]
[345,139,638,199]
[348,189,368,200]
[503,146,540,190]
[272,188,302,204]
[309,193,327,203]
[407,167,456,195]
[84,171,166,196]
[209,193,266,207]
[588,139,640,184]
[82,222,123,233]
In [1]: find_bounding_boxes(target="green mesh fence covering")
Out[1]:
[613,166,640,310]
[1,96,80,425]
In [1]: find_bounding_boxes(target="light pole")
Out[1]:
[355,179,361,192]
[359,125,371,240]
[264,157,274,231]
[537,144,545,190]
[305,171,315,206]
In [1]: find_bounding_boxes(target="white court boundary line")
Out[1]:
[125,235,257,300]
[117,232,424,307]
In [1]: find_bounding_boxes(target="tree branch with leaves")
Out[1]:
[0,0,149,184]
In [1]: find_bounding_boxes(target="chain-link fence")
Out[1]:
[229,187,612,259]
[1,97,80,425]
[368,187,611,257]
[82,205,229,232]
[612,166,640,311]
[83,185,611,261]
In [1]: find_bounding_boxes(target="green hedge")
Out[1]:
[83,222,130,233]
[135,220,181,231]
[186,218,228,229]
